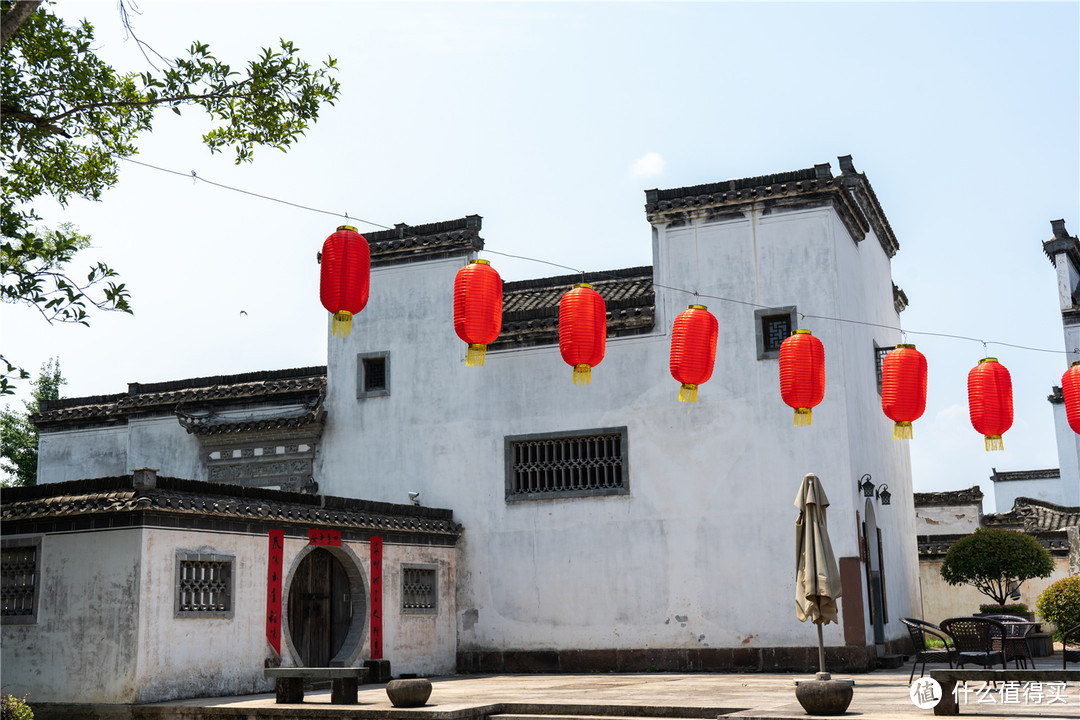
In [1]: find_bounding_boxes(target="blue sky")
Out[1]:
[4,1,1078,508]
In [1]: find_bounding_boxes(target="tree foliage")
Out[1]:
[1,693,34,720]
[940,527,1055,606]
[0,357,65,486]
[0,0,340,392]
[1036,575,1080,639]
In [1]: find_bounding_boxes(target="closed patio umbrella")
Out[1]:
[795,472,842,679]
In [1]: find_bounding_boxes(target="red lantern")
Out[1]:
[319,225,370,337]
[559,283,606,385]
[779,329,825,426]
[967,357,1013,451]
[881,344,928,439]
[1063,361,1080,434]
[453,259,503,366]
[669,304,718,403]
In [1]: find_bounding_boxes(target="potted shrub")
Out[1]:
[940,528,1054,609]
[977,603,1032,620]
[1036,575,1080,640]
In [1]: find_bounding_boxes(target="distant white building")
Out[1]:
[915,486,1076,630]
[4,156,923,703]
[989,220,1080,512]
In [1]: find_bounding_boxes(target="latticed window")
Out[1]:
[754,306,796,360]
[357,351,391,398]
[505,427,629,501]
[401,565,437,612]
[875,345,895,394]
[175,553,233,617]
[1,543,39,622]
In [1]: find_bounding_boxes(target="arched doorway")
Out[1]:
[286,548,359,666]
[864,500,887,646]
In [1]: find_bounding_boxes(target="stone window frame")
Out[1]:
[755,306,797,360]
[401,563,438,614]
[504,426,630,502]
[174,551,235,619]
[357,351,391,399]
[1,536,42,625]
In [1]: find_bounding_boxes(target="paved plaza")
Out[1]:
[149,654,1079,720]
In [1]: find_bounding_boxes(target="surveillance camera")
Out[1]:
[408,491,420,505]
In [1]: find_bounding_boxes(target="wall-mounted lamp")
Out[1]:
[875,484,891,505]
[858,474,876,497]
[1007,581,1022,601]
[857,474,890,505]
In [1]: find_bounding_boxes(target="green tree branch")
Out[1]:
[0,0,340,394]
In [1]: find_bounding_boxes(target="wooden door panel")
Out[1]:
[288,548,352,667]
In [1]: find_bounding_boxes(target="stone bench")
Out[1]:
[264,666,369,704]
[929,669,1080,715]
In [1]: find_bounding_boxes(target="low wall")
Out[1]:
[919,556,1072,629]
[457,645,882,674]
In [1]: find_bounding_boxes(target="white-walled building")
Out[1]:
[4,156,923,702]
[1,471,460,704]
[988,220,1080,512]
[915,487,1076,629]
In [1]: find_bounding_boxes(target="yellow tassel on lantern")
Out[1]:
[678,383,698,403]
[794,408,812,426]
[985,434,1004,451]
[573,364,592,385]
[332,311,353,337]
[466,343,487,367]
[894,421,913,440]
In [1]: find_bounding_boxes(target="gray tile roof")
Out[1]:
[917,531,1071,558]
[984,495,1080,533]
[990,468,1061,483]
[492,266,655,350]
[176,404,326,436]
[644,155,900,259]
[32,367,327,429]
[1043,219,1079,271]
[915,492,1077,557]
[913,485,984,507]
[366,215,483,267]
[1,475,462,542]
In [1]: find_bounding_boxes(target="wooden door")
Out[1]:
[287,549,351,666]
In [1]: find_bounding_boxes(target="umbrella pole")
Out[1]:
[816,622,829,680]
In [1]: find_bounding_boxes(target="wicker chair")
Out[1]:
[901,617,956,683]
[939,617,1007,670]
[1064,624,1080,669]
[980,614,1034,668]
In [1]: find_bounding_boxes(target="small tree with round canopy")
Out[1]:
[940,528,1054,607]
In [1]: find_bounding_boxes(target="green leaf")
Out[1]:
[1,0,339,387]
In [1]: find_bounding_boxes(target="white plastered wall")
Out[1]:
[317,202,920,655]
[0,530,142,703]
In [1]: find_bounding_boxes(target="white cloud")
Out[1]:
[630,152,665,178]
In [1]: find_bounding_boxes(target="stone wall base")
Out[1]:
[27,704,133,720]
[457,645,880,674]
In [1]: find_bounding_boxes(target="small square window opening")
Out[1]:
[754,306,797,360]
[402,565,437,613]
[357,351,391,399]
[174,552,234,618]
